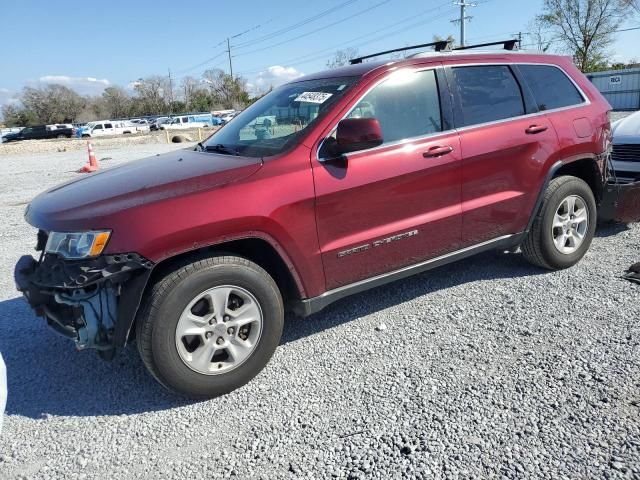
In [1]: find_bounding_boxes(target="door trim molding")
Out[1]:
[292,232,524,316]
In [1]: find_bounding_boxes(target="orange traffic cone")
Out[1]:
[79,141,99,173]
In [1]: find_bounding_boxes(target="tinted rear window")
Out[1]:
[451,66,525,127]
[519,65,585,111]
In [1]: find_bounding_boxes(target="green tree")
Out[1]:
[1,104,38,127]
[537,0,628,72]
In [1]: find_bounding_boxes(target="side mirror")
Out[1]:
[334,117,383,155]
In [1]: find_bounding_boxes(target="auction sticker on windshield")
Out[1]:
[294,92,333,104]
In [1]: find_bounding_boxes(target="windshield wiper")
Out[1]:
[204,143,239,156]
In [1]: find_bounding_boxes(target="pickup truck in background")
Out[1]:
[161,113,222,130]
[2,124,76,142]
[80,120,150,137]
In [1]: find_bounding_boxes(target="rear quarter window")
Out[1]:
[519,64,585,111]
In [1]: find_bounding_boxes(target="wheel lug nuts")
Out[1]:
[209,318,215,325]
[205,332,213,339]
[224,315,230,322]
[216,337,224,345]
[227,327,235,335]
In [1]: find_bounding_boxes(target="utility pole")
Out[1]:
[167,68,174,114]
[451,1,476,47]
[226,38,233,78]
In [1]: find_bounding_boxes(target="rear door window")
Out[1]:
[347,69,443,144]
[104,123,113,129]
[519,64,585,111]
[451,65,525,127]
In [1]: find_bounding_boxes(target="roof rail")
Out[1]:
[349,40,451,64]
[453,39,519,51]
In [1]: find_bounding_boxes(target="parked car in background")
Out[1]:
[81,120,149,137]
[220,111,240,124]
[161,113,222,130]
[1,127,23,143]
[150,116,171,131]
[2,124,76,141]
[611,110,640,182]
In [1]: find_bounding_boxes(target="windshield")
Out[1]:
[202,77,358,158]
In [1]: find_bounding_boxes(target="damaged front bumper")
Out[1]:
[600,179,640,224]
[14,251,153,359]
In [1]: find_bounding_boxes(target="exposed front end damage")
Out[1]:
[14,238,153,359]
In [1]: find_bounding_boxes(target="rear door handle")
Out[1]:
[423,145,454,158]
[525,125,548,134]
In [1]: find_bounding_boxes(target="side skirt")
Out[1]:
[293,233,525,317]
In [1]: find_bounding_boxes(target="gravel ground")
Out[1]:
[0,144,638,479]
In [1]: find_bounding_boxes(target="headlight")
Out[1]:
[45,230,111,259]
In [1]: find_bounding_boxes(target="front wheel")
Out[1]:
[136,255,283,399]
[522,175,597,270]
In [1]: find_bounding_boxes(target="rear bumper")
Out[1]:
[599,180,640,224]
[15,252,153,357]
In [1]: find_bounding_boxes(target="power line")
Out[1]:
[234,0,393,58]
[243,1,452,69]
[233,0,361,49]
[237,4,457,76]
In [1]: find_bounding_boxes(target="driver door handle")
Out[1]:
[423,145,454,158]
[525,125,548,134]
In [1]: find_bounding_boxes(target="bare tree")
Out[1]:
[102,86,131,118]
[202,69,250,109]
[538,0,628,71]
[181,76,201,109]
[326,48,359,68]
[526,18,553,51]
[621,0,640,13]
[132,76,172,115]
[21,84,85,123]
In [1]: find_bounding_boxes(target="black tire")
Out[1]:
[522,175,597,270]
[56,134,65,139]
[136,255,283,399]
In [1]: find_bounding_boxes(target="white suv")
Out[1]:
[611,111,640,182]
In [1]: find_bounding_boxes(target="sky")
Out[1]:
[1,0,638,110]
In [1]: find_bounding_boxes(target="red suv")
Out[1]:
[15,44,632,398]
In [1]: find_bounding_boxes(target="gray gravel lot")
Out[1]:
[0,144,638,479]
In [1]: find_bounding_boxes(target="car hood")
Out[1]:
[612,111,640,143]
[25,148,262,231]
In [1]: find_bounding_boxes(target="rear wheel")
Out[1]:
[522,175,596,270]
[136,255,284,399]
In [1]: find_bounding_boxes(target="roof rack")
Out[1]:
[349,40,451,64]
[453,39,519,51]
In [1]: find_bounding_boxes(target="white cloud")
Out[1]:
[0,88,19,109]
[35,75,111,96]
[247,65,304,96]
